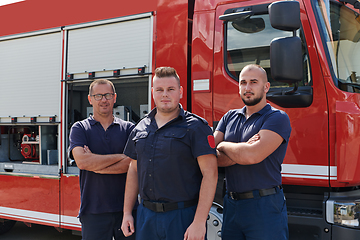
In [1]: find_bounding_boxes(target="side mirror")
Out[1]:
[269,1,300,31]
[269,1,303,87]
[270,37,303,84]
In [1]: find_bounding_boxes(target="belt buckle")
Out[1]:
[229,192,236,200]
[155,202,165,212]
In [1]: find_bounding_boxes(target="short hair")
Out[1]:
[241,64,268,82]
[154,67,180,86]
[88,79,116,95]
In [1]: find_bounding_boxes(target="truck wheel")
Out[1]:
[0,219,16,235]
[207,202,223,240]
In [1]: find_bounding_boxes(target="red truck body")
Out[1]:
[0,0,360,239]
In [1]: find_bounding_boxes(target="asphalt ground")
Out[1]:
[1,221,82,240]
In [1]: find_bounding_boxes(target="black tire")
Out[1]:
[0,219,16,235]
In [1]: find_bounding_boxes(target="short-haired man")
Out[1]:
[69,79,136,240]
[121,67,218,240]
[214,64,291,240]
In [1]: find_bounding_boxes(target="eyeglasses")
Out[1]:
[90,93,114,101]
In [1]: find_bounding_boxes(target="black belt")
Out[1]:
[229,186,282,200]
[142,199,198,213]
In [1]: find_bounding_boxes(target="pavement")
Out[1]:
[1,221,82,240]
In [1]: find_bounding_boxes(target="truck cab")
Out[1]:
[194,0,360,239]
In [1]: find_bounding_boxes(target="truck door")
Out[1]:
[213,1,331,185]
[62,13,153,229]
[0,30,62,227]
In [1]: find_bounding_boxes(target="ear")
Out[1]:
[264,82,270,93]
[88,95,93,105]
[180,86,183,99]
[113,93,117,104]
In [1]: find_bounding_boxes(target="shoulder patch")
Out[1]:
[207,135,215,148]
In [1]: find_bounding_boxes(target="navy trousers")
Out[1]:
[135,202,201,240]
[221,188,289,240]
[80,211,136,240]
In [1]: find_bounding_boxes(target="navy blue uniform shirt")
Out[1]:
[124,105,216,203]
[69,116,134,217]
[216,104,291,193]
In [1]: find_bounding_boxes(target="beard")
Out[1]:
[241,93,264,106]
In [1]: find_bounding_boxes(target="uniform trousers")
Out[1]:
[221,188,288,240]
[135,202,202,240]
[80,211,136,240]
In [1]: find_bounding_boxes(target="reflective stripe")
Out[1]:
[193,79,210,91]
[0,206,80,228]
[282,164,337,180]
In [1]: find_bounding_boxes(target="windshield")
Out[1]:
[314,0,360,92]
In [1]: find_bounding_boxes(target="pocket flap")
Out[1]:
[164,130,187,139]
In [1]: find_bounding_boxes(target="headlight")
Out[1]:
[326,200,360,228]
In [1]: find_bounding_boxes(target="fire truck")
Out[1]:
[0,0,360,239]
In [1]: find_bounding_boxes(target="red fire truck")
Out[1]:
[0,0,360,239]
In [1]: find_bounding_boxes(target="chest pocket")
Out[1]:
[133,131,148,153]
[163,129,189,155]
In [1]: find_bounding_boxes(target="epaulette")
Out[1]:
[134,113,150,126]
[186,111,209,125]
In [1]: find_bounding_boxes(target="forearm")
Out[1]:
[194,172,217,223]
[94,157,131,174]
[123,160,139,215]
[216,150,236,167]
[184,161,217,240]
[121,160,138,237]
[217,141,256,165]
[74,146,127,171]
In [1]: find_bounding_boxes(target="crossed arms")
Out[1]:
[214,129,284,167]
[72,146,131,174]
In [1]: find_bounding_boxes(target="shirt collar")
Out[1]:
[88,115,118,126]
[148,104,185,120]
[238,103,271,117]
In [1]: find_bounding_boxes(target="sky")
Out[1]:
[0,0,25,7]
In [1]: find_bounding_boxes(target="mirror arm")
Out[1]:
[285,82,299,95]
[219,11,253,21]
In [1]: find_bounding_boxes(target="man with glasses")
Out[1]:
[69,79,136,240]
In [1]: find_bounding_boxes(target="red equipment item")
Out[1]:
[20,134,39,160]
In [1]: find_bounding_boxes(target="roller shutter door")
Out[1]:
[0,32,62,120]
[67,16,152,74]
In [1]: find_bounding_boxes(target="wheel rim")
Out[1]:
[207,202,223,240]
